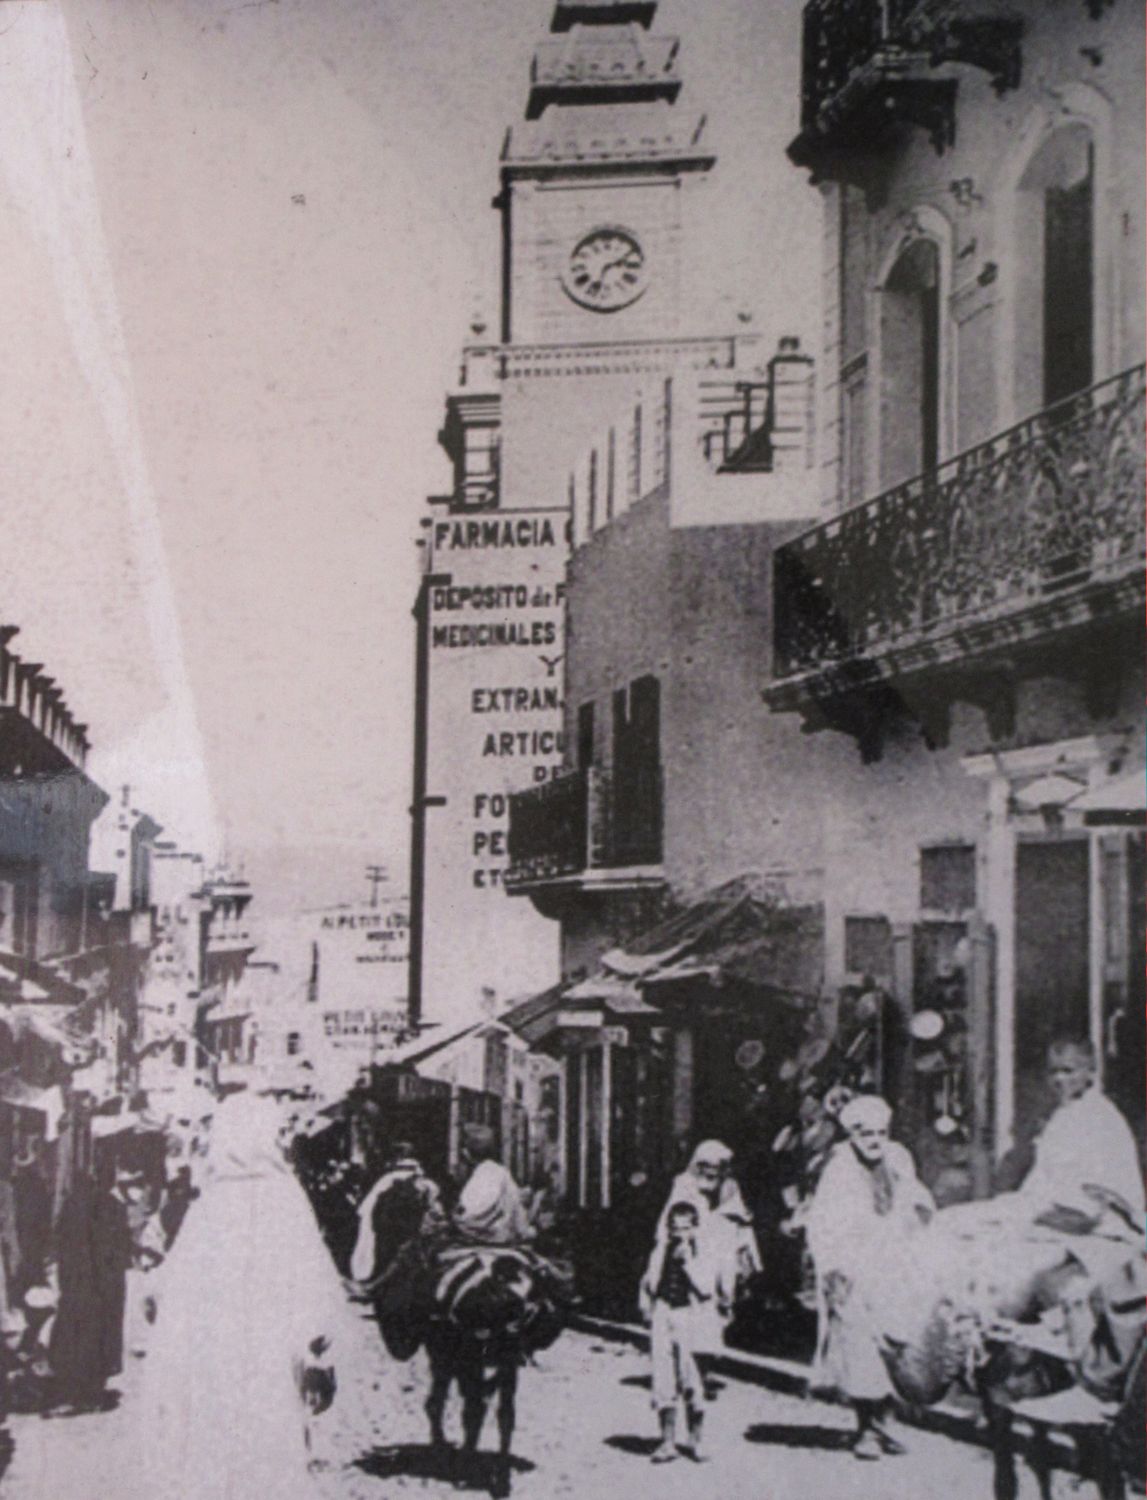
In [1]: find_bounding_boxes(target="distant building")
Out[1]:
[252,895,410,1100]
[83,786,165,1101]
[197,873,258,1090]
[143,843,209,1102]
[143,853,263,1099]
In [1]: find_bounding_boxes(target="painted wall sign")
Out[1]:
[420,506,570,1029]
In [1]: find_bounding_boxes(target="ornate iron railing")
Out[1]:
[507,762,663,887]
[798,0,1022,134]
[506,769,589,887]
[774,365,1146,680]
[800,0,898,131]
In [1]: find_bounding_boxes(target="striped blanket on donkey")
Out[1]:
[363,1176,571,1498]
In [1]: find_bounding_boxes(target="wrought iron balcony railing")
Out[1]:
[792,0,1023,173]
[507,769,590,887]
[506,763,663,890]
[772,365,1146,683]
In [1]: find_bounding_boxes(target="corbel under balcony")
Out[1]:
[788,0,1024,193]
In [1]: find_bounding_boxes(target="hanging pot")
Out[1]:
[911,1010,945,1042]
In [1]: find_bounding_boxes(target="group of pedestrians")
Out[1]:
[36,1027,1125,1496]
[0,1131,202,1418]
[634,1033,1145,1468]
[330,1032,1144,1472]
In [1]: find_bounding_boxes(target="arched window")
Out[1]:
[879,237,941,488]
[1014,124,1094,413]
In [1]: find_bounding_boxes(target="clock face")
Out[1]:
[562,228,648,312]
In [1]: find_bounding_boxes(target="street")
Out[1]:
[0,1298,1070,1500]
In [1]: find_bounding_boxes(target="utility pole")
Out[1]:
[365,865,388,908]
[407,572,449,1035]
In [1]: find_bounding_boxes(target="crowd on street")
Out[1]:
[0,1029,1138,1499]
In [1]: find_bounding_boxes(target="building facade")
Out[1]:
[501,0,1144,1244]
[504,353,825,1216]
[770,0,1145,1189]
[409,0,766,1036]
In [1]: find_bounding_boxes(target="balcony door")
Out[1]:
[879,237,941,489]
[1013,837,1090,1148]
[1014,125,1095,416]
[610,675,662,866]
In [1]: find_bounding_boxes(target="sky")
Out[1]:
[0,0,819,917]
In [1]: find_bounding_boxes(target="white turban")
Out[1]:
[839,1094,892,1132]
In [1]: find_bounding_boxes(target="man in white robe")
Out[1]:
[453,1124,532,1245]
[805,1094,933,1460]
[1017,1037,1144,1230]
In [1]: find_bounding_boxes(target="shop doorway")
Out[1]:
[1013,839,1090,1147]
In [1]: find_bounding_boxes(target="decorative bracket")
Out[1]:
[902,12,1025,97]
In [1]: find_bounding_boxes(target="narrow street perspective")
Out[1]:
[0,0,1141,1497]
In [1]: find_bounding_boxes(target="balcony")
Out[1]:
[506,765,664,902]
[789,0,1023,187]
[766,366,1146,756]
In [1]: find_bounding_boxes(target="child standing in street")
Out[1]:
[639,1200,716,1463]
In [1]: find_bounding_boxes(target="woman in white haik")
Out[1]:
[650,1141,762,1368]
[140,1090,357,1500]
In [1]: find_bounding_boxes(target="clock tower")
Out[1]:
[498,0,714,346]
[410,0,751,1035]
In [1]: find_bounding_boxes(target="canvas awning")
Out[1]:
[1067,766,1146,824]
[502,975,657,1052]
[598,876,823,1004]
[503,879,822,1053]
[0,952,87,1007]
[561,973,657,1012]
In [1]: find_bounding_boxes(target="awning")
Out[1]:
[596,946,688,979]
[502,879,822,1053]
[0,952,86,1006]
[0,1073,66,1137]
[503,975,659,1052]
[561,973,657,1012]
[0,1002,99,1068]
[1068,765,1146,824]
[600,876,823,1004]
[381,1020,485,1069]
[91,1109,144,1139]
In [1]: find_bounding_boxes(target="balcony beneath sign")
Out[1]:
[788,0,1023,187]
[766,365,1146,758]
[506,766,665,911]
